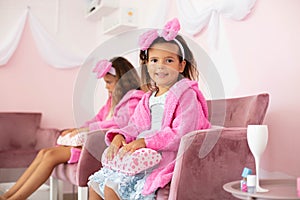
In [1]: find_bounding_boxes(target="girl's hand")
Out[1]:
[69,127,89,137]
[120,138,146,158]
[60,128,75,136]
[156,184,170,199]
[106,134,125,160]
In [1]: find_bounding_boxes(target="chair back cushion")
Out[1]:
[0,112,41,151]
[206,93,269,127]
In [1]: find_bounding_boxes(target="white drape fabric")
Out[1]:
[0,9,85,68]
[176,0,256,96]
[176,0,256,48]
[0,11,27,66]
[28,12,85,69]
[0,0,257,86]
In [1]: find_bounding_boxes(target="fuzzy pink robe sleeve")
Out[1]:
[81,96,112,128]
[83,90,144,131]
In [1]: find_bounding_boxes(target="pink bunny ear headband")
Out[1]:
[93,59,116,79]
[138,18,185,60]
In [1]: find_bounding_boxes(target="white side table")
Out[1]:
[223,179,300,200]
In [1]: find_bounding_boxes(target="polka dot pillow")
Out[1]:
[101,147,162,176]
[56,131,87,147]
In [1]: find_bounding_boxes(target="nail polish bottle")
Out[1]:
[240,167,252,192]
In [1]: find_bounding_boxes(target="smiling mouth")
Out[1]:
[155,72,168,78]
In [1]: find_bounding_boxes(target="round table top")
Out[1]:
[223,179,300,200]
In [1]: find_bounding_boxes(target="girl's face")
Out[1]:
[103,73,118,95]
[148,43,186,93]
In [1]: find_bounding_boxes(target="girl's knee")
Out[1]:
[89,187,103,200]
[38,147,58,156]
[37,148,48,156]
[36,148,51,160]
[42,148,67,164]
[104,186,119,200]
[35,147,69,167]
[89,187,94,193]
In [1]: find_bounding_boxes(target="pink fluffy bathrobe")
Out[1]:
[82,89,145,131]
[106,79,211,195]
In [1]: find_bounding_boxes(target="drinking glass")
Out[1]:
[247,125,269,192]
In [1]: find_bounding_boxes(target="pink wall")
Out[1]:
[0,0,299,178]
[222,0,300,176]
[0,20,79,129]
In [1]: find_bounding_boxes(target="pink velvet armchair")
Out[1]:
[167,93,269,200]
[50,130,107,200]
[50,93,269,200]
[0,112,60,170]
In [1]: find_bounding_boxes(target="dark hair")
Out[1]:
[109,57,141,109]
[139,35,199,91]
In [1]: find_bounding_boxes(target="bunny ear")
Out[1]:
[138,18,182,51]
[138,29,159,51]
[164,18,181,32]
[93,60,105,72]
[93,59,113,79]
[161,18,181,41]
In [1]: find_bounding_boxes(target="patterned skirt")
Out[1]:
[88,167,156,200]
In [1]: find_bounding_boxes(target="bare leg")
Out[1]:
[1,148,51,199]
[104,186,120,200]
[88,187,103,200]
[4,146,71,200]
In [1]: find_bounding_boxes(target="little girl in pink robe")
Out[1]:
[88,18,211,200]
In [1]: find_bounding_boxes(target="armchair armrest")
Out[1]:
[76,130,107,187]
[169,127,254,200]
[34,128,61,150]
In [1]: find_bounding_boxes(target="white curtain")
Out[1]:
[0,11,27,66]
[176,0,257,96]
[176,0,256,48]
[0,9,86,69]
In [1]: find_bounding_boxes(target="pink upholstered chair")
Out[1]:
[159,93,270,199]
[50,130,107,200]
[50,93,269,200]
[0,112,60,176]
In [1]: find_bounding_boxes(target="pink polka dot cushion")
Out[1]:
[56,132,87,147]
[101,147,162,176]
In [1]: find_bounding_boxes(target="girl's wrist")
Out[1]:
[78,127,89,132]
[112,134,125,146]
[116,134,125,139]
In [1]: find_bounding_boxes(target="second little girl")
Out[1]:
[0,56,144,200]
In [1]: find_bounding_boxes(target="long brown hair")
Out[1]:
[109,57,141,110]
